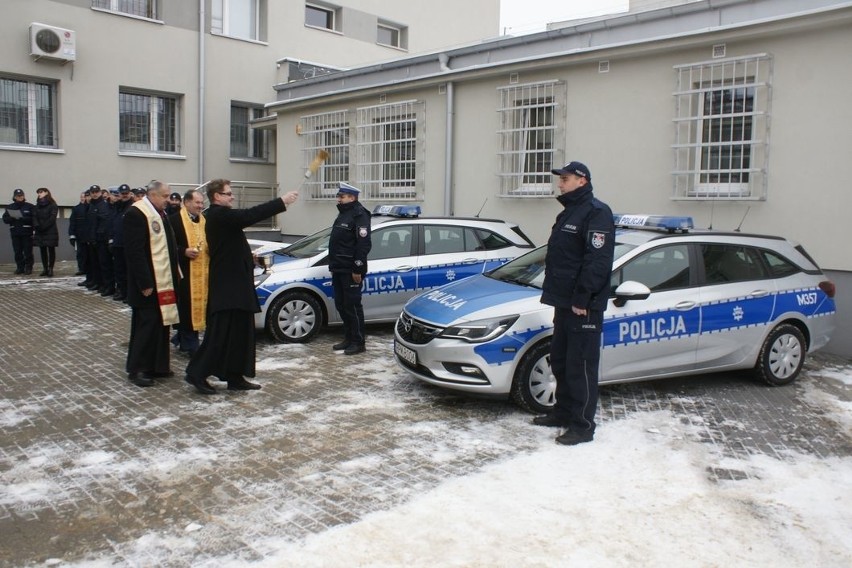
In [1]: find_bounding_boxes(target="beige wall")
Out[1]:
[0,0,500,208]
[273,12,852,273]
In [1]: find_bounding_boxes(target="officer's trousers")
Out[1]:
[549,307,603,435]
[332,271,366,345]
[11,234,33,271]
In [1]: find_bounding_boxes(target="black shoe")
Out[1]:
[128,372,154,387]
[186,374,217,395]
[227,378,262,391]
[143,370,174,379]
[86,283,99,290]
[47,268,54,277]
[344,343,366,355]
[14,268,24,275]
[332,341,351,351]
[78,280,91,287]
[24,267,32,275]
[100,287,115,297]
[113,293,126,302]
[39,270,48,276]
[532,414,568,428]
[75,271,85,276]
[555,429,594,446]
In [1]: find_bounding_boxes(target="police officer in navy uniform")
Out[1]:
[328,182,372,355]
[534,161,615,446]
[69,190,90,276]
[3,188,35,274]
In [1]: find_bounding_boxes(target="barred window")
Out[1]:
[673,54,772,200]
[0,76,57,148]
[300,110,350,199]
[92,0,158,19]
[497,81,565,198]
[356,100,424,201]
[119,89,179,154]
[231,103,268,160]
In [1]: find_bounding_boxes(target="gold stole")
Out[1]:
[178,207,209,330]
[133,200,179,326]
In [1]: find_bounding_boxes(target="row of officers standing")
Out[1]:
[69,184,183,302]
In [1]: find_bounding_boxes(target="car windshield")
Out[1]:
[277,226,332,259]
[488,239,638,289]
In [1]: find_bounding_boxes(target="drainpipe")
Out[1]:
[198,0,206,184]
[439,53,453,216]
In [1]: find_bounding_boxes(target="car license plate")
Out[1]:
[394,341,417,367]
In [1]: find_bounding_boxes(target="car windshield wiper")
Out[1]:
[497,275,537,288]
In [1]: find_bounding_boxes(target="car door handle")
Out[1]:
[674,301,697,310]
[394,265,415,272]
[749,289,770,298]
[461,257,479,264]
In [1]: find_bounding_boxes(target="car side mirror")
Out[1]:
[612,280,651,307]
[256,254,274,272]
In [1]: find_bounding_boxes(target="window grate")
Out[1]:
[672,54,772,200]
[497,81,565,198]
[92,0,157,19]
[0,76,56,148]
[231,103,268,160]
[355,100,424,201]
[119,89,179,154]
[300,110,350,199]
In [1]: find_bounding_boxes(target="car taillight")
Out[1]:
[819,280,836,298]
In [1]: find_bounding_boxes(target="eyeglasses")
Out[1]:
[218,191,234,196]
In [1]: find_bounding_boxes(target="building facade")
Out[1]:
[267,0,852,356]
[0,0,500,211]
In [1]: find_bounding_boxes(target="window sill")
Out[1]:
[229,157,272,165]
[304,24,343,36]
[90,7,164,25]
[376,42,408,52]
[119,151,186,160]
[0,145,64,155]
[502,184,554,198]
[209,32,268,46]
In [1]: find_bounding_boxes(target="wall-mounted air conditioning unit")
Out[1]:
[30,23,76,62]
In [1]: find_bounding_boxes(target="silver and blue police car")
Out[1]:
[254,205,536,343]
[393,215,837,413]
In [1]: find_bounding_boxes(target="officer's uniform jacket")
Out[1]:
[84,197,112,243]
[541,185,615,312]
[328,201,372,275]
[3,201,35,236]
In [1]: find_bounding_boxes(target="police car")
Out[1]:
[254,205,535,342]
[393,215,837,413]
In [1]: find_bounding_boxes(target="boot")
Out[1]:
[47,268,54,277]
[40,266,49,277]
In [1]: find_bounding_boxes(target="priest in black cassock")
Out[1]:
[185,179,299,395]
[124,180,181,388]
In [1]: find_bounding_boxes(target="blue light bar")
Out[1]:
[613,214,694,233]
[372,204,422,218]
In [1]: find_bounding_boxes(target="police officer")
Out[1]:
[328,182,372,355]
[533,161,615,446]
[3,188,35,275]
[165,192,182,216]
[110,184,133,301]
[69,190,90,276]
[83,185,114,294]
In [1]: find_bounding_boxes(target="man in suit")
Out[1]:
[123,180,181,388]
[169,188,208,355]
[185,179,299,394]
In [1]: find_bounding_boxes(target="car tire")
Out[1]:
[266,290,323,343]
[755,323,806,386]
[510,340,556,414]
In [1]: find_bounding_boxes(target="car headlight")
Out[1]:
[439,315,519,343]
[254,272,270,288]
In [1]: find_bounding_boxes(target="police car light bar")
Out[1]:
[613,214,694,233]
[372,204,422,218]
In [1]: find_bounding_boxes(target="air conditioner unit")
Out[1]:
[30,23,76,62]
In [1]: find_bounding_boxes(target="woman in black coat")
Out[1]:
[33,187,59,277]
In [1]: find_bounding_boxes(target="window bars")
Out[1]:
[119,90,178,153]
[497,80,565,198]
[92,0,157,19]
[0,77,56,148]
[673,54,772,200]
[300,110,350,199]
[230,104,268,160]
[356,100,424,201]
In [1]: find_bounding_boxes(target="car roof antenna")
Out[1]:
[734,206,751,232]
[475,198,488,218]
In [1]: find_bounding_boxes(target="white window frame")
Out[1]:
[91,0,158,19]
[377,22,406,49]
[305,3,340,32]
[356,100,424,201]
[497,81,565,198]
[299,110,350,199]
[672,54,772,200]
[0,75,58,149]
[212,0,264,41]
[118,89,180,155]
[230,103,268,161]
